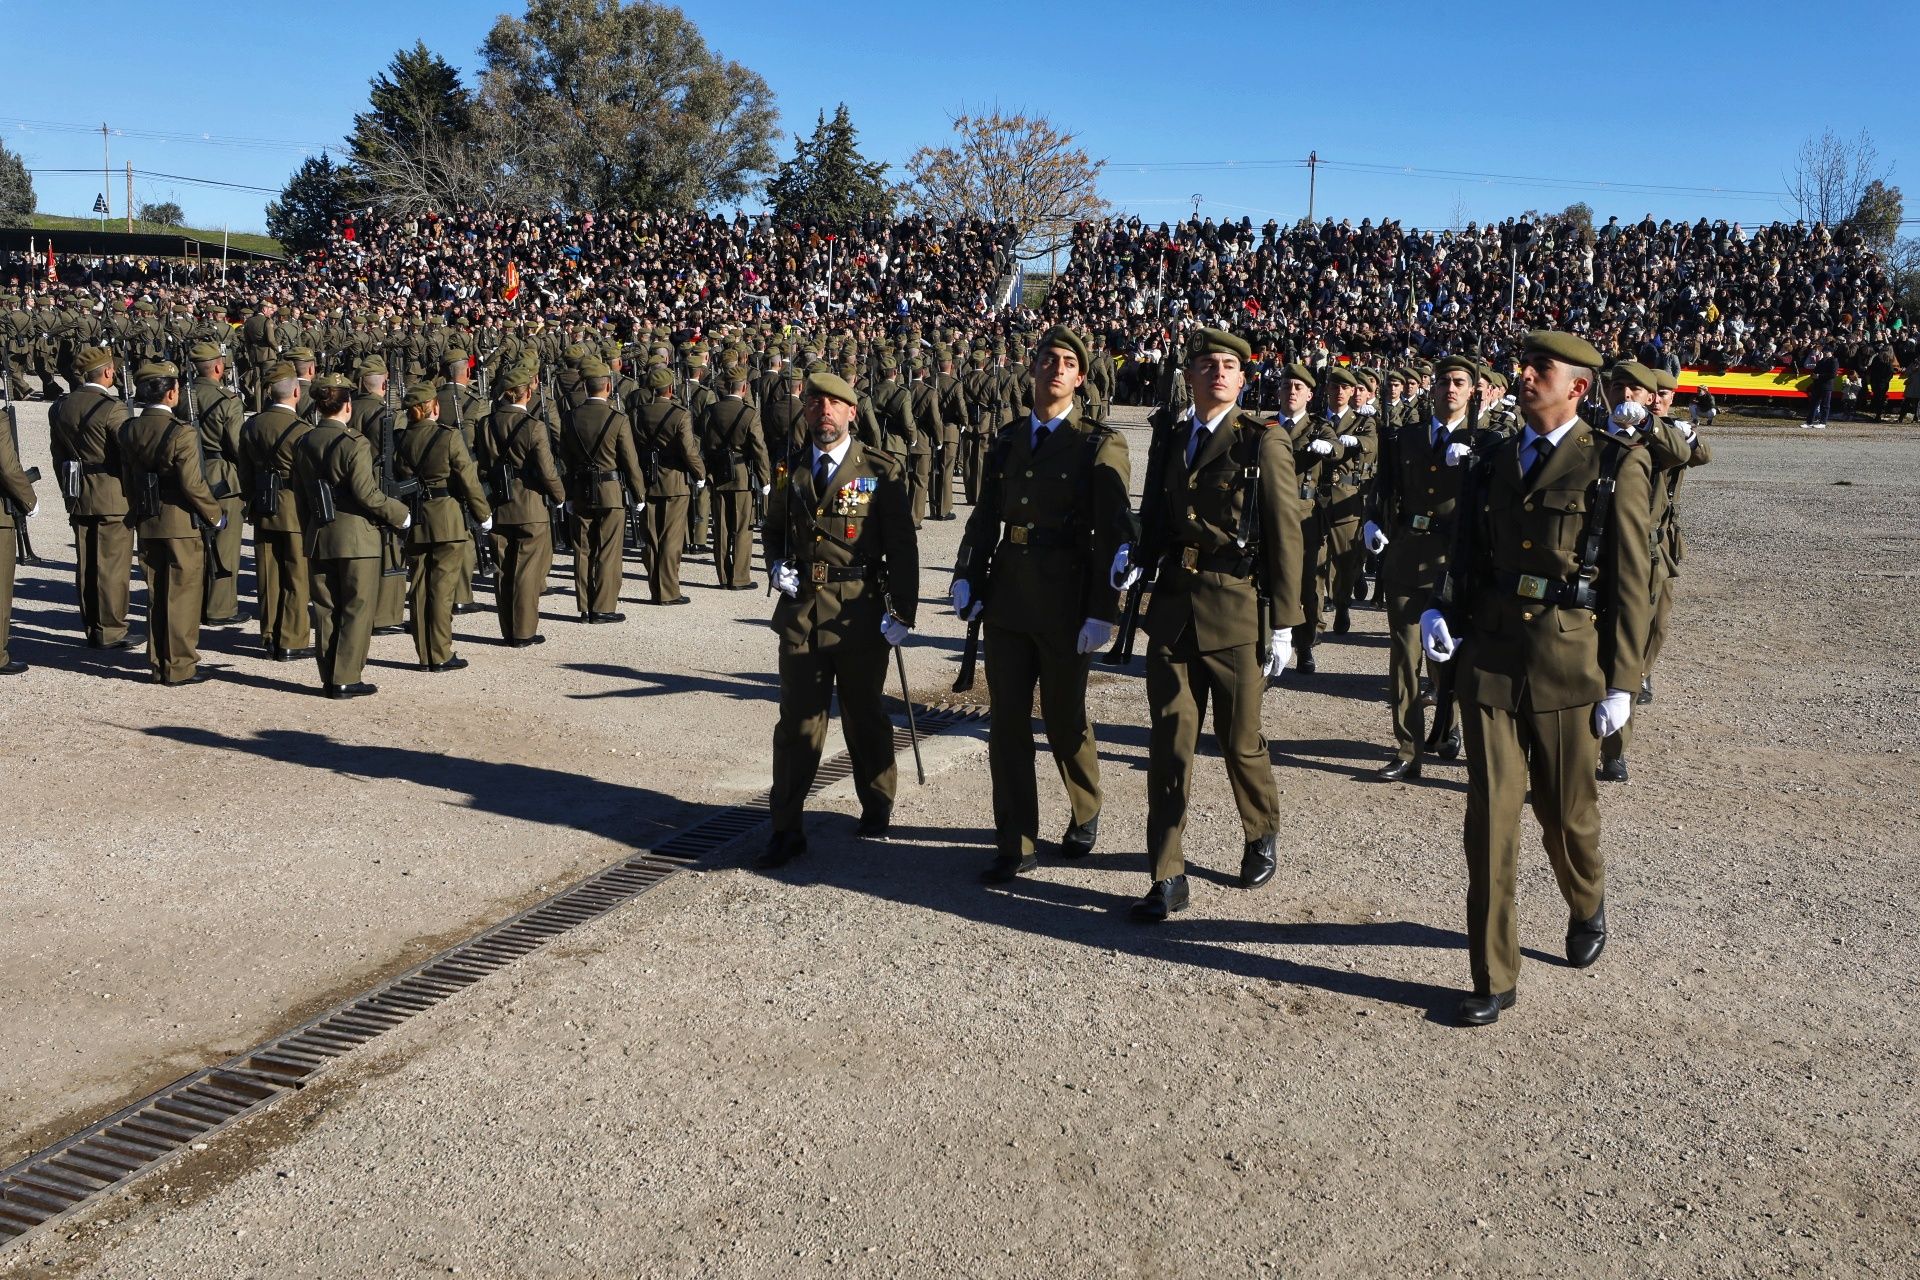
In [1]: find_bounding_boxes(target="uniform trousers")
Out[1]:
[645,495,688,601]
[930,442,956,518]
[201,494,245,621]
[711,490,755,588]
[491,521,552,641]
[983,623,1102,858]
[255,528,310,651]
[569,506,624,613]
[409,539,464,666]
[139,535,204,682]
[73,516,133,644]
[908,450,932,527]
[310,555,378,686]
[769,635,896,832]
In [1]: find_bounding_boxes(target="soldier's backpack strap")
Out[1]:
[1574,434,1632,602]
[1231,414,1268,551]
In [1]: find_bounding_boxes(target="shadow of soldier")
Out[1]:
[558,662,781,703]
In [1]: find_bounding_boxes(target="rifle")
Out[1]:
[449,387,497,587]
[1104,411,1176,665]
[180,365,231,580]
[1,364,42,565]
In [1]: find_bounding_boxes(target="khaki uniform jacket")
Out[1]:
[0,420,37,528]
[961,369,1000,431]
[907,378,943,455]
[1317,407,1379,523]
[238,405,313,534]
[1142,405,1307,651]
[558,398,648,509]
[700,396,771,492]
[870,379,916,455]
[1656,432,1710,577]
[956,405,1133,636]
[1373,417,1479,592]
[480,404,566,526]
[291,423,409,560]
[934,372,968,444]
[1442,424,1656,712]
[763,440,917,652]
[436,382,486,452]
[119,406,223,539]
[1281,413,1339,511]
[188,377,243,501]
[397,420,491,546]
[632,398,706,499]
[48,383,131,518]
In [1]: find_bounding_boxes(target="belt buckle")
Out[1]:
[1179,546,1199,572]
[1517,574,1549,600]
[809,562,829,584]
[1008,525,1029,546]
[1411,514,1432,531]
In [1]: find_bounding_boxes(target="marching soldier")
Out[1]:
[237,362,315,660]
[239,302,278,411]
[929,348,968,520]
[119,360,224,686]
[758,372,918,869]
[1275,363,1338,673]
[435,349,488,613]
[184,342,246,626]
[1641,369,1710,702]
[1421,331,1655,1025]
[700,364,771,590]
[292,373,413,697]
[960,347,998,503]
[952,326,1132,884]
[1130,329,1305,921]
[478,358,566,645]
[557,357,646,618]
[1592,359,1661,782]
[904,355,944,529]
[1314,366,1375,634]
[632,366,706,604]
[0,408,39,674]
[47,346,135,649]
[396,382,491,670]
[1365,355,1483,779]
[349,356,409,635]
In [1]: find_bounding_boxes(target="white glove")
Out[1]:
[26,503,39,518]
[1356,402,1377,416]
[1262,627,1293,678]
[950,578,984,621]
[1444,441,1473,466]
[480,517,494,533]
[1338,433,1359,449]
[694,478,707,491]
[561,500,572,515]
[631,498,646,513]
[1363,520,1388,554]
[760,483,771,496]
[398,513,411,530]
[1609,401,1648,432]
[772,560,800,598]
[880,613,911,647]
[1593,689,1634,738]
[1420,608,1456,663]
[1110,544,1141,591]
[1075,617,1114,655]
[1308,438,1335,456]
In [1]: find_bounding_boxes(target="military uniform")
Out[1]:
[479,383,567,643]
[237,383,315,658]
[557,369,647,616]
[955,355,1131,876]
[700,387,772,590]
[119,371,224,685]
[631,370,705,604]
[47,354,134,647]
[960,352,1000,503]
[397,385,492,668]
[435,368,488,608]
[1277,375,1338,670]
[929,359,968,520]
[184,352,246,624]
[0,415,40,671]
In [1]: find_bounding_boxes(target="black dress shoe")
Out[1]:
[1597,757,1629,783]
[1638,675,1654,705]
[1239,834,1277,889]
[160,671,213,687]
[1416,680,1436,709]
[505,634,547,648]
[454,602,487,615]
[427,656,470,673]
[755,830,807,869]
[202,613,245,627]
[372,624,408,636]
[1567,903,1608,968]
[1059,812,1099,859]
[586,611,627,623]
[1332,607,1351,635]
[0,660,28,676]
[981,853,1038,884]
[1131,876,1190,922]
[1295,649,1317,675]
[1456,989,1517,1026]
[855,803,893,838]
[666,595,691,605]
[326,681,378,699]
[1375,758,1421,782]
[1434,726,1461,761]
[107,636,141,650]
[732,580,759,590]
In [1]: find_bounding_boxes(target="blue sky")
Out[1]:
[6,1,1915,235]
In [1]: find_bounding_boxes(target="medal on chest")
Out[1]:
[834,476,874,518]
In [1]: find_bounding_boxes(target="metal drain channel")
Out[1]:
[0,704,985,1248]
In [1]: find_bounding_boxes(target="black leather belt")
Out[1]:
[805,562,869,584]
[1397,513,1448,534]
[1494,572,1596,609]
[1166,545,1254,578]
[421,485,451,500]
[1000,525,1077,549]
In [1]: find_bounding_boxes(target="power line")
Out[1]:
[6,116,327,155]
[27,166,280,194]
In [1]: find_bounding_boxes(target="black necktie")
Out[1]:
[1523,436,1555,487]
[1033,424,1051,452]
[814,453,832,493]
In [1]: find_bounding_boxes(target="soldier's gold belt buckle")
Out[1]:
[1517,574,1549,600]
[1179,546,1199,571]
[1411,514,1432,531]
[809,562,829,584]
[1008,525,1029,545]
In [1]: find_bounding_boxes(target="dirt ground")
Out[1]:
[1,404,1916,1277]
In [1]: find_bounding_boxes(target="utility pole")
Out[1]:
[1307,151,1318,224]
[1190,193,1202,222]
[125,162,134,233]
[101,123,110,226]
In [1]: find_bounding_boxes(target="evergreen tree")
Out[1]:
[349,41,473,174]
[767,104,894,226]
[0,140,34,229]
[266,154,352,254]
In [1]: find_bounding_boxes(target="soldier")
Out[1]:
[681,352,718,553]
[557,357,647,618]
[1421,331,1655,1025]
[759,364,807,472]
[292,373,413,697]
[758,372,918,869]
[928,347,968,521]
[1591,360,1661,782]
[47,346,135,649]
[1641,369,1710,703]
[631,366,706,605]
[1364,355,1483,779]
[959,348,998,503]
[239,302,278,411]
[349,355,410,635]
[181,342,246,625]
[1129,329,1305,921]
[396,382,492,671]
[237,362,315,661]
[700,364,771,590]
[1275,364,1338,673]
[435,349,488,614]
[478,358,566,645]
[118,360,225,686]
[952,326,1132,883]
[0,406,40,674]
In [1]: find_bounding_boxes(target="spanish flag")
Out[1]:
[503,260,520,302]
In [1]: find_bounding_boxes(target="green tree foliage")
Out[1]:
[266,153,352,254]
[137,201,185,227]
[0,140,35,229]
[477,0,777,212]
[1848,179,1903,254]
[349,41,474,175]
[767,104,894,226]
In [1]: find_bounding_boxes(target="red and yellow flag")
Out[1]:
[503,260,521,302]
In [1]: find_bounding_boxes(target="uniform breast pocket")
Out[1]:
[1536,487,1589,555]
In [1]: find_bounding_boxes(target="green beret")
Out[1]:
[1523,330,1604,371]
[74,346,113,375]
[282,346,315,363]
[134,300,156,315]
[1651,368,1679,393]
[968,349,987,366]
[402,383,439,410]
[263,361,296,384]
[444,348,470,364]
[188,341,224,364]
[1432,355,1476,382]
[1324,366,1358,389]
[1355,368,1379,391]
[578,357,611,379]
[1280,362,1316,389]
[1606,360,1658,393]
[1035,325,1091,368]
[312,373,354,391]
[501,359,538,389]
[1486,371,1509,391]
[1186,328,1252,364]
[133,359,177,381]
[646,367,674,390]
[562,343,588,365]
[357,354,388,377]
[805,371,859,407]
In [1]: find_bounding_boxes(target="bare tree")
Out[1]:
[1447,191,1469,233]
[1786,128,1889,225]
[355,115,550,216]
[903,109,1108,262]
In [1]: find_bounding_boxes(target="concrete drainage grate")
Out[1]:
[0,703,984,1248]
